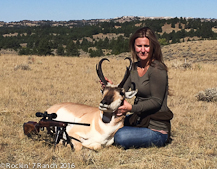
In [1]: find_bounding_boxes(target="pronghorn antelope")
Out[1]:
[46,57,137,151]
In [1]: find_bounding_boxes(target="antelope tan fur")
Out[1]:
[46,57,137,151]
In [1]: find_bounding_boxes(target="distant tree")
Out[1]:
[3,37,20,50]
[170,30,179,43]
[171,22,175,28]
[57,45,65,56]
[89,48,104,57]
[32,47,38,55]
[34,39,40,48]
[18,47,30,55]
[200,22,214,38]
[188,28,195,37]
[80,38,92,52]
[176,29,186,39]
[111,36,129,55]
[51,40,58,49]
[103,37,109,48]
[95,39,104,49]
[27,41,34,48]
[66,41,79,56]
[26,28,32,36]
[37,39,53,56]
[76,40,80,47]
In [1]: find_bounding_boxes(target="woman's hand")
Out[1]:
[116,100,132,116]
[99,77,113,89]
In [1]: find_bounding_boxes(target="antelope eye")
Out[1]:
[120,91,125,96]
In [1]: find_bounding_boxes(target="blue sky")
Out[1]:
[1,0,217,22]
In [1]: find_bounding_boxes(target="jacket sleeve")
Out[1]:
[131,67,167,114]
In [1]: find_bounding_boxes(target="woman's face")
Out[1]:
[134,37,150,61]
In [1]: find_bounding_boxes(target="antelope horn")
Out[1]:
[96,58,109,86]
[118,57,132,88]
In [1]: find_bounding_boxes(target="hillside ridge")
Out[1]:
[1,16,217,27]
[1,16,217,58]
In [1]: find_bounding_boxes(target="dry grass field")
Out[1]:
[0,40,217,168]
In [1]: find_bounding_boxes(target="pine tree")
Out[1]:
[37,39,53,56]
[57,45,65,56]
[66,41,80,56]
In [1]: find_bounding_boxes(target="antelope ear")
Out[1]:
[125,90,137,99]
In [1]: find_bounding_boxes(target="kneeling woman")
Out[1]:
[106,27,173,149]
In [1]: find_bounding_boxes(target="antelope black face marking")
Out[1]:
[99,87,125,113]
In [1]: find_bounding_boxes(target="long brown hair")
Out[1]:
[129,27,167,70]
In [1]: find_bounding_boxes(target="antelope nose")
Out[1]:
[100,100,107,105]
